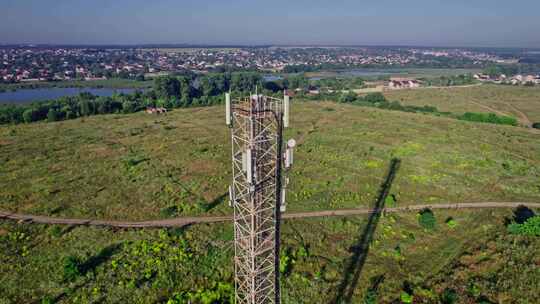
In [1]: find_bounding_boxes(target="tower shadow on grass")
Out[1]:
[203,192,229,212]
[42,244,123,304]
[512,205,535,224]
[79,243,123,275]
[333,158,401,304]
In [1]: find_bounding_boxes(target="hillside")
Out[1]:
[385,84,540,126]
[1,101,539,221]
[1,99,540,303]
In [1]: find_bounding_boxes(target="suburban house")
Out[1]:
[388,77,420,89]
[145,107,168,114]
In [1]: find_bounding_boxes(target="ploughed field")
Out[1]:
[1,95,540,303]
[1,100,539,221]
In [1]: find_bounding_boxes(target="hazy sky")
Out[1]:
[1,0,539,47]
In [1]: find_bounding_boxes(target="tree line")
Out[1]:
[300,90,518,127]
[422,74,476,87]
[0,71,522,128]
[0,72,267,124]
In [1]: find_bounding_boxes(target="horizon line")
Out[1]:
[1,43,539,50]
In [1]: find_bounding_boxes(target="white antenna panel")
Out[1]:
[284,95,290,128]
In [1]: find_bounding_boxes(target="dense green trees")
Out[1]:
[332,91,439,114]
[313,77,364,91]
[483,65,520,77]
[47,108,59,122]
[0,105,25,124]
[423,74,475,86]
[0,72,268,125]
[338,91,357,103]
[0,92,143,124]
[0,71,524,128]
[154,76,181,99]
[286,75,309,90]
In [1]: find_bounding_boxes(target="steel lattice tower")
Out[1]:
[226,93,293,304]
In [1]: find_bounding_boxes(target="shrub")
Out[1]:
[362,92,387,103]
[41,297,53,304]
[532,122,540,129]
[167,282,233,304]
[400,291,413,303]
[418,209,436,230]
[279,248,294,275]
[445,217,458,229]
[339,91,357,103]
[385,194,397,207]
[363,290,377,304]
[457,112,518,126]
[47,108,59,122]
[441,288,458,304]
[49,225,63,238]
[63,256,81,281]
[507,216,540,236]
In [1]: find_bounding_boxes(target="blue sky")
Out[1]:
[1,0,539,47]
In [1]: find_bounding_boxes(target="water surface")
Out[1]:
[0,87,139,105]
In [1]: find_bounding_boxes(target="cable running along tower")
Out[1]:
[226,92,295,304]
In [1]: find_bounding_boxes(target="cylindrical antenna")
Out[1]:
[225,93,231,126]
[284,94,290,128]
[228,185,234,207]
[246,148,252,184]
[242,150,248,172]
[287,139,296,167]
[280,188,286,212]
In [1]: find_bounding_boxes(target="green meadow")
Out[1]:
[385,84,540,124]
[1,88,540,303]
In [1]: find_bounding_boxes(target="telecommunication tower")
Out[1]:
[226,92,295,304]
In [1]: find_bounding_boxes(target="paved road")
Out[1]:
[1,202,538,229]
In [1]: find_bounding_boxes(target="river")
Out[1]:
[0,87,140,105]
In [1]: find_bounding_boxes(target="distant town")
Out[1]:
[0,46,529,84]
[474,73,540,85]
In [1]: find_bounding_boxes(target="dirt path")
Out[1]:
[505,103,533,128]
[1,202,538,228]
[418,83,483,90]
[467,99,539,133]
[468,99,510,117]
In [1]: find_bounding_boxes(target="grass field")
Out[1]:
[385,84,540,125]
[1,101,539,221]
[1,207,538,303]
[1,87,540,303]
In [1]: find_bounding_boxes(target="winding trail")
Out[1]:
[468,99,510,118]
[467,98,538,132]
[1,202,539,229]
[505,102,533,128]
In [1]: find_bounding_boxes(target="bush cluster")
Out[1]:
[333,91,442,114]
[418,209,437,230]
[457,112,518,126]
[62,256,81,281]
[423,74,476,87]
[507,216,540,236]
